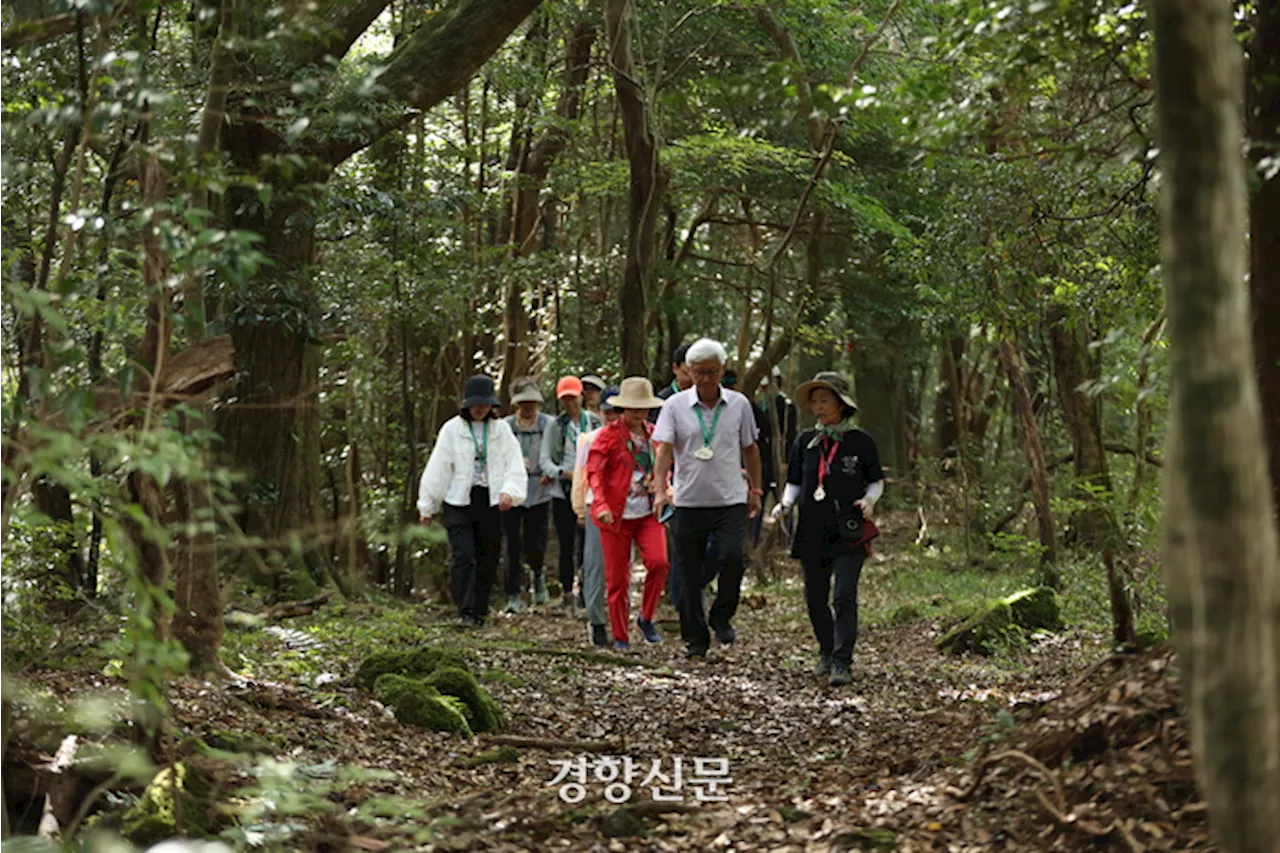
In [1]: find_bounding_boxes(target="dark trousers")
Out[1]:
[443,488,502,622]
[801,546,867,667]
[675,505,746,651]
[501,501,549,596]
[551,497,580,597]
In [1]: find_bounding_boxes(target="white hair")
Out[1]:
[685,338,728,365]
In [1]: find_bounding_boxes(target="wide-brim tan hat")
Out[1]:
[795,371,858,413]
[606,376,665,410]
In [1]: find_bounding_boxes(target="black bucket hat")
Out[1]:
[461,374,501,409]
[795,371,858,414]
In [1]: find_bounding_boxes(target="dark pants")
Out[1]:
[669,521,720,613]
[443,488,502,622]
[675,505,747,651]
[801,546,867,667]
[551,497,580,598]
[502,501,550,596]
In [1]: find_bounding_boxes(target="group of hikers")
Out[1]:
[416,338,886,686]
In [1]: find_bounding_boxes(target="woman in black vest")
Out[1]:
[772,372,885,686]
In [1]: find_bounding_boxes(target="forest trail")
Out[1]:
[13,513,1208,851]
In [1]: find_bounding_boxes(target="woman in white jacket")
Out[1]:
[419,374,527,626]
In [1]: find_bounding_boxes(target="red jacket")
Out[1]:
[586,419,655,527]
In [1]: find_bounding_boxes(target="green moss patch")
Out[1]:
[374,674,472,736]
[354,646,467,690]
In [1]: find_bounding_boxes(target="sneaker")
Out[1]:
[813,653,833,677]
[637,618,662,644]
[711,621,736,645]
[590,624,609,647]
[560,594,576,615]
[613,640,631,652]
[504,594,524,614]
[533,576,548,605]
[828,663,852,687]
[472,615,486,629]
[685,645,708,660]
[456,615,475,629]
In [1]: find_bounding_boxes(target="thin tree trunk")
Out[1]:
[605,0,666,377]
[1127,310,1166,520]
[1152,0,1280,846]
[1047,305,1112,547]
[999,338,1059,584]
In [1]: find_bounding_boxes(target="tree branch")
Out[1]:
[318,0,543,166]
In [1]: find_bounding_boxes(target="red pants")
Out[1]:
[598,515,669,644]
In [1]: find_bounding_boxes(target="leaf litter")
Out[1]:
[10,512,1216,851]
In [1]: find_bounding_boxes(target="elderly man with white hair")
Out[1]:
[653,337,764,659]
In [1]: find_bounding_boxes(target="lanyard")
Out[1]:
[670,380,680,395]
[579,412,588,434]
[817,435,841,490]
[468,421,488,463]
[629,434,652,472]
[694,402,723,449]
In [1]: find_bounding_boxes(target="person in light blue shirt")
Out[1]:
[502,377,554,611]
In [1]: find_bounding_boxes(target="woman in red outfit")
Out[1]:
[587,377,670,651]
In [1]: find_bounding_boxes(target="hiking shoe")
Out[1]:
[504,594,524,614]
[685,645,708,660]
[456,615,476,629]
[711,621,736,645]
[813,653,833,677]
[828,663,852,687]
[613,640,631,652]
[560,594,576,615]
[637,618,662,644]
[590,623,609,647]
[533,576,549,605]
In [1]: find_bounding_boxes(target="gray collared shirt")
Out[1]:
[653,387,759,508]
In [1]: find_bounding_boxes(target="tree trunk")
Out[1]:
[999,338,1059,584]
[605,0,667,377]
[212,0,541,586]
[1047,305,1112,547]
[30,479,87,597]
[1152,0,1280,847]
[1247,0,1280,513]
[172,473,225,677]
[1127,310,1166,521]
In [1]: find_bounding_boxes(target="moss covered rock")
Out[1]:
[463,746,520,768]
[425,666,504,732]
[121,761,215,846]
[374,674,472,736]
[936,600,1016,655]
[1005,586,1063,631]
[936,586,1063,655]
[354,646,467,690]
[204,728,277,755]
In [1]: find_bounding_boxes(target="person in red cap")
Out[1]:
[540,375,602,613]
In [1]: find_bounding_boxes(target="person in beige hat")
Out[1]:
[586,377,670,650]
[501,378,553,612]
[771,371,885,686]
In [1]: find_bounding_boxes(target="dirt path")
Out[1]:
[159,514,1121,851]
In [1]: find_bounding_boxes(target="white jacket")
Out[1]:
[417,416,527,518]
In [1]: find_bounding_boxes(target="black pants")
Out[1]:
[551,496,580,598]
[502,501,550,596]
[801,544,867,667]
[675,505,746,651]
[443,488,502,622]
